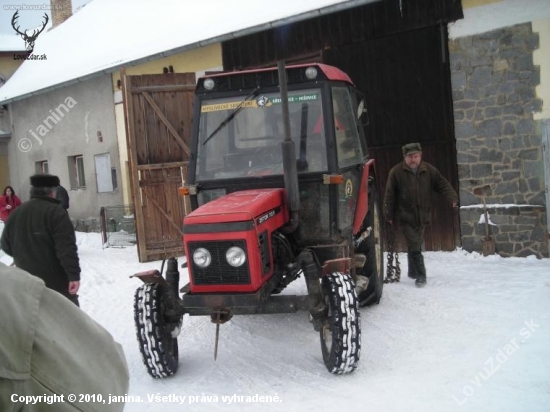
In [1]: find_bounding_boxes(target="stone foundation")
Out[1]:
[450,23,548,258]
[460,205,547,257]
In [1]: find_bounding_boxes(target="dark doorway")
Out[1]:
[323,24,460,251]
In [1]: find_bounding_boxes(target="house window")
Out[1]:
[35,160,48,174]
[94,153,114,193]
[111,167,118,191]
[68,155,86,189]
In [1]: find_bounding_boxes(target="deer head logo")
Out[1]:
[11,11,49,54]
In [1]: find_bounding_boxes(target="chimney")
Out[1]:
[51,0,73,27]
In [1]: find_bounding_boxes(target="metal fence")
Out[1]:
[100,205,137,248]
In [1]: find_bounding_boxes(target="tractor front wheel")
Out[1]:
[320,272,361,374]
[134,283,179,378]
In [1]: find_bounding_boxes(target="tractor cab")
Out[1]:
[187,64,369,242]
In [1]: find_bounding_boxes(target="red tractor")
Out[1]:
[133,62,385,378]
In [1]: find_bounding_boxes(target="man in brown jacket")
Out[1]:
[384,143,458,287]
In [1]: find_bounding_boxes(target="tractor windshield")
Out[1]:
[196,89,327,180]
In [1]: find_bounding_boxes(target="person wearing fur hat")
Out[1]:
[0,174,81,305]
[384,143,458,287]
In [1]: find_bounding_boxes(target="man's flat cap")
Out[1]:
[402,142,422,155]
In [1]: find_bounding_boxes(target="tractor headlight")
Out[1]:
[226,246,246,267]
[193,248,212,268]
[203,78,215,90]
[305,66,318,80]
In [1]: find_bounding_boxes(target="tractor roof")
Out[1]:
[197,63,354,94]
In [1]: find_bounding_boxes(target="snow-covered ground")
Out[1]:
[2,232,549,411]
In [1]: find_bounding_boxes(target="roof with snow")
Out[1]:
[0,34,26,52]
[0,0,379,105]
[448,0,550,39]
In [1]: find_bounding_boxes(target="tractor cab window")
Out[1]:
[332,87,364,169]
[196,89,327,180]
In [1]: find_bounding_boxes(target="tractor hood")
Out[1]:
[184,188,287,225]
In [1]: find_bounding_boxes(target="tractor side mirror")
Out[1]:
[354,90,369,126]
[357,98,369,126]
[357,99,367,120]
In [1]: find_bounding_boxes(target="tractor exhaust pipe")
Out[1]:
[277,60,300,233]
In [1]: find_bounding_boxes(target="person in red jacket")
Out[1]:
[0,186,22,222]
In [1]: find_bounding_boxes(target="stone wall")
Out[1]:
[449,23,548,258]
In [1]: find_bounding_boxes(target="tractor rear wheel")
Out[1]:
[320,272,361,374]
[134,283,179,378]
[358,183,385,307]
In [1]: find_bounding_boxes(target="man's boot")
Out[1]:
[407,253,417,279]
[411,251,427,287]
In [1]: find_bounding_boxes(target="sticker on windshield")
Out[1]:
[201,100,262,112]
[256,95,270,108]
[345,179,353,198]
[201,93,319,112]
[271,93,319,104]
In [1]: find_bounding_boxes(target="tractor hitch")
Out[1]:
[211,309,233,360]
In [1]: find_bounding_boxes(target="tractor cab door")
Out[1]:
[329,86,368,238]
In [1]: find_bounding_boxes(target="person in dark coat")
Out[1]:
[0,174,81,305]
[56,184,70,210]
[0,186,22,222]
[384,143,458,287]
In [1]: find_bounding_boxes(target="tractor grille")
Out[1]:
[259,231,270,275]
[188,240,250,285]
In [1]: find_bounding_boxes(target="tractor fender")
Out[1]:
[130,269,169,287]
[322,258,352,276]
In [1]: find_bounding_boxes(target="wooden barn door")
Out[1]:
[324,25,460,251]
[123,73,195,262]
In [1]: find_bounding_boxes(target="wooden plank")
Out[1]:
[146,248,185,260]
[124,74,148,262]
[136,92,150,166]
[137,161,189,171]
[164,77,180,163]
[146,240,182,248]
[142,188,184,237]
[157,103,170,165]
[139,177,182,186]
[130,85,195,93]
[142,81,162,165]
[142,92,191,156]
[157,168,169,242]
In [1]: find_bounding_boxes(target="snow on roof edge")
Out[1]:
[460,204,544,209]
[0,0,380,105]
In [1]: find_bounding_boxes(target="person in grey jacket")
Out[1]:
[384,143,458,287]
[0,174,80,305]
[0,262,129,412]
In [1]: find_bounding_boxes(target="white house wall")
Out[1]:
[8,74,123,219]
[533,19,550,120]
